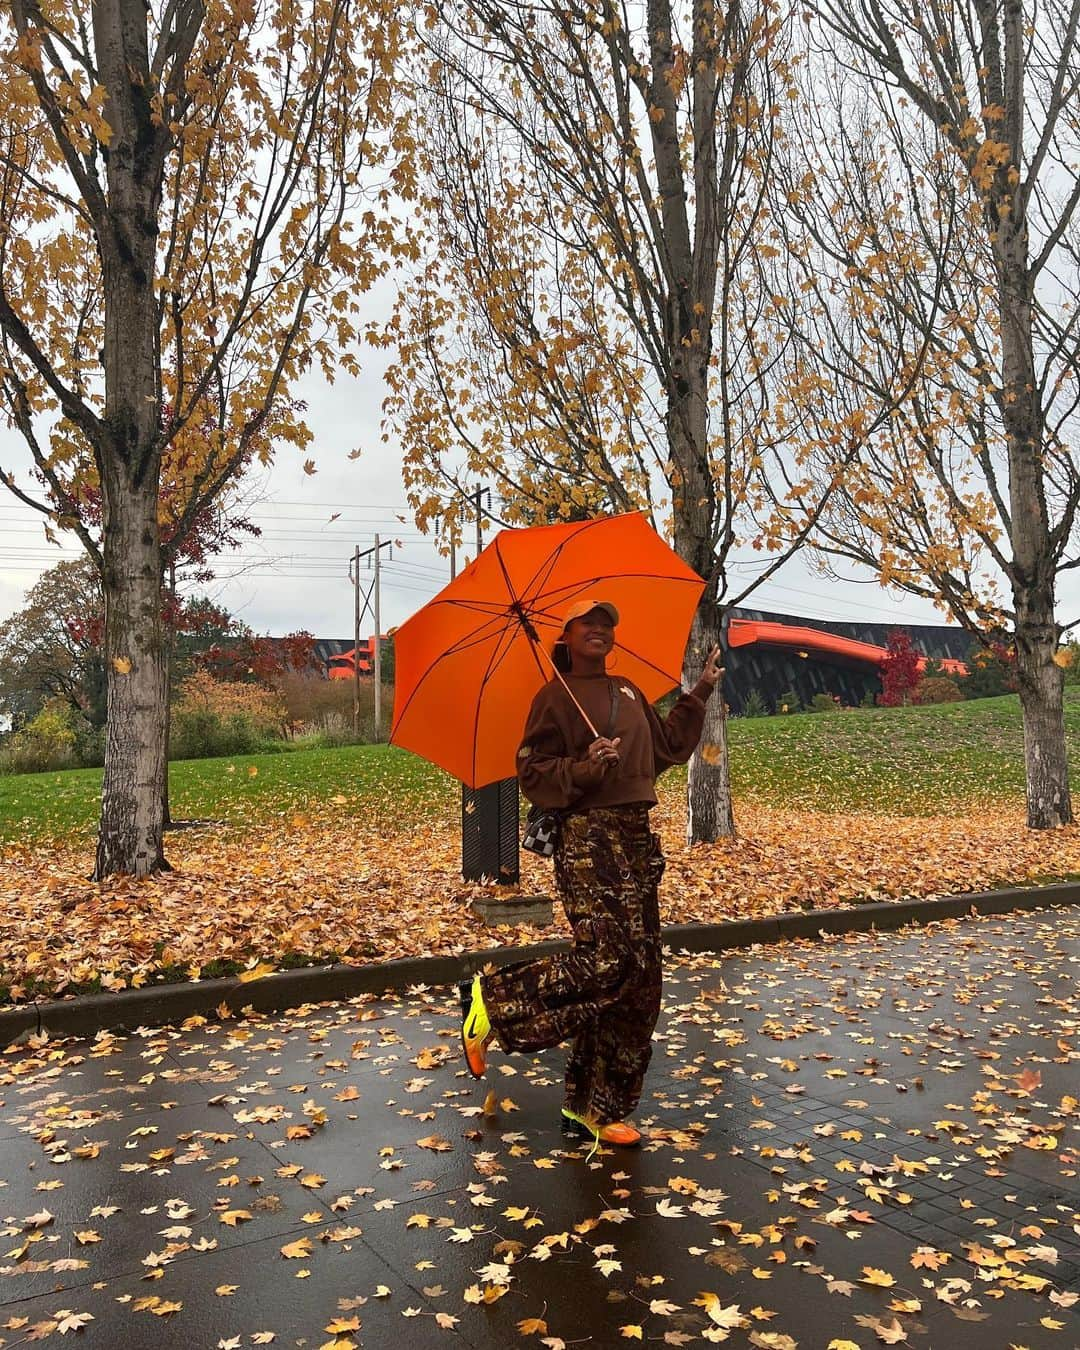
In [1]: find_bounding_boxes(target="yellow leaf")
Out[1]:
[281,1238,313,1259]
[219,1210,252,1227]
[238,962,276,983]
[619,1327,643,1340]
[517,1316,548,1335]
[861,1267,896,1287]
[324,1316,361,1333]
[112,656,132,674]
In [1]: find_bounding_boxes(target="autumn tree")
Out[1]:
[0,557,105,729]
[0,1,405,875]
[384,0,859,841]
[770,0,1080,827]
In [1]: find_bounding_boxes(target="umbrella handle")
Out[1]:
[535,641,601,740]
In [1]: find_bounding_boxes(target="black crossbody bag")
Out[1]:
[522,680,620,858]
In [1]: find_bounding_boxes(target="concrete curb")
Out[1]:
[4,879,1079,1047]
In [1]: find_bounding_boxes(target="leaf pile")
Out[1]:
[2,779,1080,1000]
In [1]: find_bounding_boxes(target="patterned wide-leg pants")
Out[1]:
[483,804,664,1124]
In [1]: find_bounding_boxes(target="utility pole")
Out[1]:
[469,484,491,560]
[349,537,391,738]
[352,544,361,738]
[457,484,519,885]
[373,533,382,741]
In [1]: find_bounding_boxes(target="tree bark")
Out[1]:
[91,0,170,876]
[994,118,1073,825]
[685,602,734,842]
[95,474,168,878]
[1013,590,1071,828]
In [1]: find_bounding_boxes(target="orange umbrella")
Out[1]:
[390,513,705,787]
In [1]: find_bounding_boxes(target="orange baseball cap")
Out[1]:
[563,599,620,627]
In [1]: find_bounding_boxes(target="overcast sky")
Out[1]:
[2,335,1074,645]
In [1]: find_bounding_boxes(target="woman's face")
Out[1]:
[564,609,616,662]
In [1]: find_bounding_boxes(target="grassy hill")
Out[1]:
[2,688,1077,845]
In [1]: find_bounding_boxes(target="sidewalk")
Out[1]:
[1,906,1077,1348]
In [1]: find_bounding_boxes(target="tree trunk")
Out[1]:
[684,601,735,842]
[90,0,170,875]
[95,476,168,878]
[995,190,1073,826]
[161,656,173,830]
[1013,589,1072,828]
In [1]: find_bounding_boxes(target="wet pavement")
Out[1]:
[0,906,1077,1349]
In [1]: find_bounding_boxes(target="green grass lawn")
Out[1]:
[2,688,1077,844]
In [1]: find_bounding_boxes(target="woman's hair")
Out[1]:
[551,639,571,674]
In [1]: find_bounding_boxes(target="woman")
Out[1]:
[460,598,722,1152]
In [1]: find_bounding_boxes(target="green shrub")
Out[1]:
[171,671,287,760]
[777,689,801,714]
[0,699,80,774]
[912,676,964,704]
[808,692,841,712]
[741,689,769,718]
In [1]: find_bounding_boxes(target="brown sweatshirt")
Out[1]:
[517,673,713,811]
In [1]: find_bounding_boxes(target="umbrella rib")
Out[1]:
[467,615,525,786]
[524,570,704,621]
[609,637,686,687]
[511,515,615,612]
[390,620,515,742]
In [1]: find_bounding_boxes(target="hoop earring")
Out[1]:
[606,651,618,672]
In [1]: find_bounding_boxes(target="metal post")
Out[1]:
[373,533,382,741]
[352,544,361,738]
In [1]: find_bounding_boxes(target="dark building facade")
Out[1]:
[312,606,970,716]
[721,605,971,714]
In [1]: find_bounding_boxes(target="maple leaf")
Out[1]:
[910,1247,948,1270]
[281,1238,313,1259]
[518,1316,548,1335]
[324,1316,361,1333]
[416,1135,453,1152]
[54,1310,94,1333]
[861,1266,896,1287]
[219,1210,253,1227]
[655,1197,685,1217]
[693,1295,748,1329]
[619,1327,643,1340]
[238,961,276,983]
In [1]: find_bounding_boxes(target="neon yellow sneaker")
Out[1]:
[459,976,493,1078]
[560,1108,642,1160]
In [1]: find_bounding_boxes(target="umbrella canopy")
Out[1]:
[390,513,705,788]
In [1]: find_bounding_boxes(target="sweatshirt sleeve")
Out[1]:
[516,685,608,809]
[643,678,714,775]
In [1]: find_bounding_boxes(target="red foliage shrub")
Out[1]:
[879,630,922,706]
